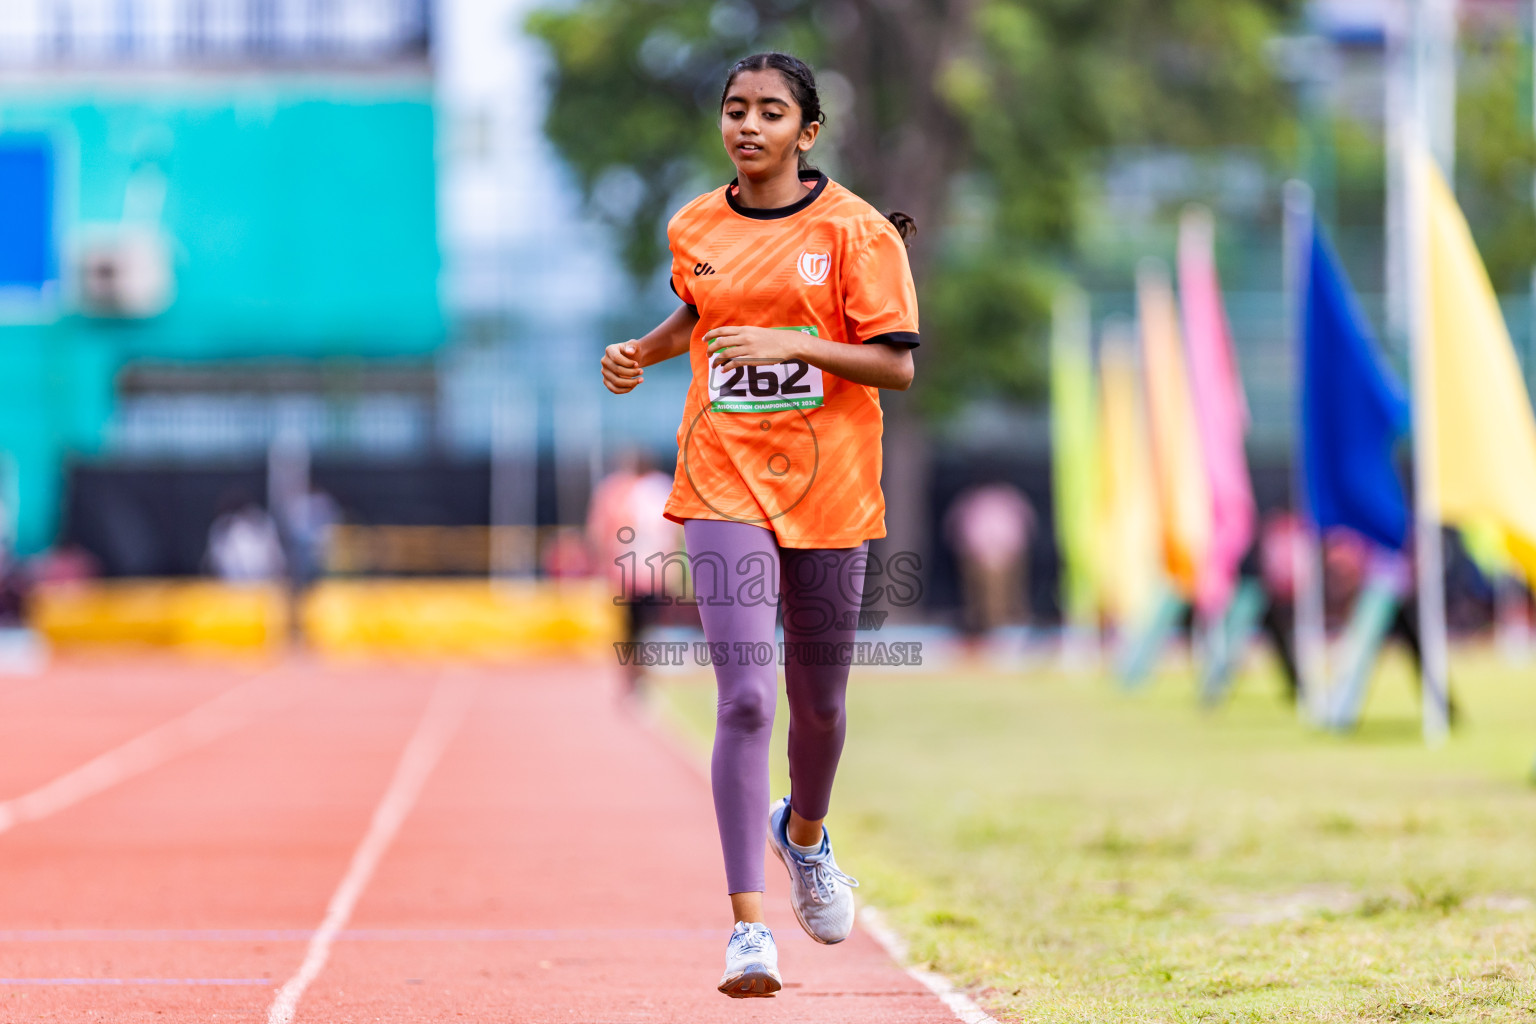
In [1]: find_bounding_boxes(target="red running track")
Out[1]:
[0,655,961,1022]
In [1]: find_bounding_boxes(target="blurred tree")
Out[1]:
[526,0,1301,413]
[1457,26,1536,295]
[527,0,1300,570]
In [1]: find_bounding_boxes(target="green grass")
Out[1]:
[653,647,1536,1022]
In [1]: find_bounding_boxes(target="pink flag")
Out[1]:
[1178,206,1256,619]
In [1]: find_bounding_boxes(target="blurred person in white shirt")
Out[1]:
[206,491,286,584]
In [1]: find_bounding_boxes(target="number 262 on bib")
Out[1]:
[707,326,825,413]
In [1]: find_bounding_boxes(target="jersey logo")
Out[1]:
[797,252,830,285]
[694,262,716,276]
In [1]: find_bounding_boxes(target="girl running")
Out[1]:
[599,51,919,998]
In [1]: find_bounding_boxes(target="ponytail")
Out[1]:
[886,211,917,248]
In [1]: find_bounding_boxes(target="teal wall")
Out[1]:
[0,79,443,552]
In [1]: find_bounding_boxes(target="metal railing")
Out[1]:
[109,392,434,457]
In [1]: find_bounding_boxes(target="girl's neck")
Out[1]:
[733,163,806,210]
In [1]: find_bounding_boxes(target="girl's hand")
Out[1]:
[705,326,804,372]
[602,341,644,394]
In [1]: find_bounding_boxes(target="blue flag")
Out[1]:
[1300,223,1411,549]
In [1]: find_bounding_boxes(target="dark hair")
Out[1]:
[720,52,916,246]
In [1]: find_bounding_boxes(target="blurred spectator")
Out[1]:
[1323,528,1370,627]
[1372,541,1458,725]
[945,483,1035,637]
[1443,532,1497,634]
[206,492,286,583]
[27,544,101,587]
[278,485,341,588]
[1257,510,1303,698]
[0,555,24,628]
[1369,544,1421,667]
[0,497,24,626]
[541,528,593,578]
[588,450,682,694]
[1260,512,1457,724]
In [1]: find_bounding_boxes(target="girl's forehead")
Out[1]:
[725,69,793,102]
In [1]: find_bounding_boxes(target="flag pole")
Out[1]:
[1283,179,1326,724]
[1405,0,1452,745]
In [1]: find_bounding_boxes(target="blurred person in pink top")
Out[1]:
[588,449,685,694]
[944,482,1035,639]
[1257,510,1304,699]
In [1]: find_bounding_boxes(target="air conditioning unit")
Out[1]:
[76,227,174,319]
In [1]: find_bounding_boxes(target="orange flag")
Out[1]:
[1138,261,1212,598]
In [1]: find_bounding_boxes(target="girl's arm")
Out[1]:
[703,326,915,391]
[601,304,700,394]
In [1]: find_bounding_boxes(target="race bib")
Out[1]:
[707,327,824,413]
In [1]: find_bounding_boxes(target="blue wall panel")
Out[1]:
[0,137,56,298]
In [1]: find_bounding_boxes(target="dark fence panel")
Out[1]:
[62,458,492,577]
[63,462,267,576]
[65,452,1365,625]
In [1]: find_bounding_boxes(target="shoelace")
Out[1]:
[791,853,860,905]
[734,924,771,954]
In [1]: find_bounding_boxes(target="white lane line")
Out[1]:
[266,674,477,1024]
[633,703,1002,1024]
[0,670,292,836]
[0,977,271,986]
[2,927,735,942]
[854,907,1003,1024]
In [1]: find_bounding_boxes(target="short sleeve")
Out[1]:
[668,222,697,311]
[845,222,920,348]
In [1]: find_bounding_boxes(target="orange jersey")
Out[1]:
[662,171,920,548]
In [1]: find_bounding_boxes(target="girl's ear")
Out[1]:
[798,121,819,153]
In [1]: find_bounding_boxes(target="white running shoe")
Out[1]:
[717,921,782,998]
[767,795,859,944]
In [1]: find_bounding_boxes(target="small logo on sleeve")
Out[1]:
[694,262,716,276]
[797,252,830,285]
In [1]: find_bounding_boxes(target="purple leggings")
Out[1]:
[683,519,868,894]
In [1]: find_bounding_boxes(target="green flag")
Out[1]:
[1050,286,1100,628]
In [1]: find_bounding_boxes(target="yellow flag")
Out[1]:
[1138,262,1212,597]
[1098,325,1162,625]
[1421,152,1536,585]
